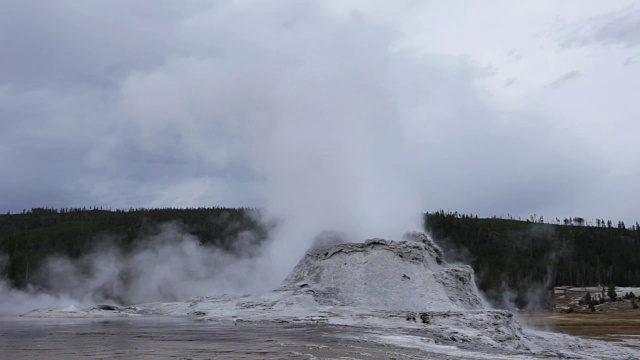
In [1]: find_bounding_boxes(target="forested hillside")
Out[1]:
[425,211,640,309]
[0,207,269,288]
[2,208,639,311]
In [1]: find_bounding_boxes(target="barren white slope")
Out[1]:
[22,233,640,359]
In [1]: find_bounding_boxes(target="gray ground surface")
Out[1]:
[6,238,639,359]
[0,317,472,359]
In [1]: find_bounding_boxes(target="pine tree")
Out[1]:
[607,283,617,302]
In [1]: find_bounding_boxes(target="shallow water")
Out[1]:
[0,317,452,359]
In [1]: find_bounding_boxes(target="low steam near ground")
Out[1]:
[0,219,363,315]
[0,222,278,315]
[427,224,559,312]
[0,221,552,315]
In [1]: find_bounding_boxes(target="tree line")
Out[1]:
[425,210,640,309]
[0,207,270,288]
[1,207,639,311]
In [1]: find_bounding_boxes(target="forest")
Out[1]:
[425,210,640,309]
[1,207,639,310]
[0,207,270,289]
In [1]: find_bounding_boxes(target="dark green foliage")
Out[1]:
[0,207,270,288]
[633,301,639,309]
[4,206,640,311]
[588,301,596,312]
[608,284,617,302]
[419,313,430,324]
[425,211,640,310]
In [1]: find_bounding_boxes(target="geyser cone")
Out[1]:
[278,232,484,312]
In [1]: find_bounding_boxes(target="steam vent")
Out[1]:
[278,232,485,311]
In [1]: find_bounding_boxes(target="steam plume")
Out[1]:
[0,2,488,313]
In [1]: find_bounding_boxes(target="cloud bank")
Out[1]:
[1,1,609,217]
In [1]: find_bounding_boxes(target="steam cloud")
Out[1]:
[0,223,276,315]
[110,2,444,300]
[0,2,456,314]
[0,2,566,314]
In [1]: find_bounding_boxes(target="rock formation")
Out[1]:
[278,234,484,311]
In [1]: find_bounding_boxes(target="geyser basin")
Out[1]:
[21,233,640,358]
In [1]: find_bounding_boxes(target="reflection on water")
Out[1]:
[0,317,442,359]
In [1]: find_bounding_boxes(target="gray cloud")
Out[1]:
[624,55,638,65]
[559,5,640,48]
[550,71,582,89]
[506,49,524,62]
[503,78,516,88]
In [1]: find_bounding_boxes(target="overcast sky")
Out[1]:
[2,0,640,227]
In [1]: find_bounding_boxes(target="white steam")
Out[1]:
[115,2,479,283]
[0,253,78,315]
[2,2,495,313]
[0,223,276,315]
